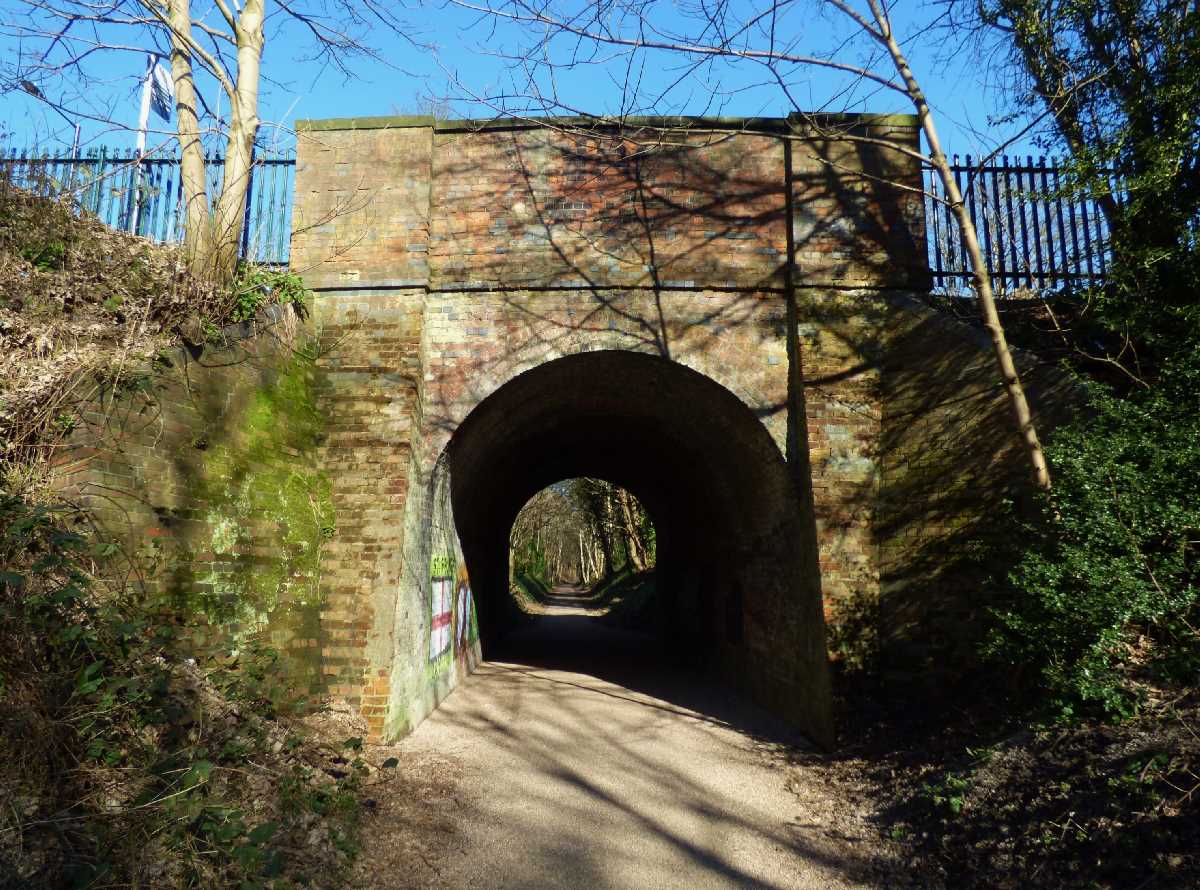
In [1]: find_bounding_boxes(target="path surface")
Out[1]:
[373,589,890,889]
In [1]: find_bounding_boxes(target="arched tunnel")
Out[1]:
[444,350,834,747]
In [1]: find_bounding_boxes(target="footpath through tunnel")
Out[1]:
[495,476,663,684]
[442,350,834,748]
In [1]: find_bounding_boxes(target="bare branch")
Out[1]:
[446,0,908,94]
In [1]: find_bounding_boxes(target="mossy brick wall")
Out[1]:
[291,114,1067,743]
[51,305,334,701]
[308,287,426,737]
[872,295,1075,674]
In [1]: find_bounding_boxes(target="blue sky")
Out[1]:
[0,0,1037,160]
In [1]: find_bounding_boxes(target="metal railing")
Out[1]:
[4,144,1119,290]
[924,155,1116,294]
[0,145,295,265]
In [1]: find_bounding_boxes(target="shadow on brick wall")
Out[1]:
[55,304,334,708]
[297,115,1075,736]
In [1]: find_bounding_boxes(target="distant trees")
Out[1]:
[2,0,411,284]
[510,479,654,587]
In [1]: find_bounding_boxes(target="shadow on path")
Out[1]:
[492,606,807,749]
[396,604,897,889]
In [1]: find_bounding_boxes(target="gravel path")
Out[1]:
[375,595,891,889]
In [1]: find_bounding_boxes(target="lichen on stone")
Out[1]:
[171,345,334,691]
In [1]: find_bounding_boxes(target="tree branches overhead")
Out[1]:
[447,0,1053,488]
[2,0,397,119]
[445,0,907,120]
[948,2,1200,285]
[0,0,415,282]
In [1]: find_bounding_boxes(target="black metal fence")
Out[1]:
[924,155,1115,293]
[0,145,295,265]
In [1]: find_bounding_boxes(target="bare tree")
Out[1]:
[444,0,1052,489]
[572,478,653,576]
[1,0,410,284]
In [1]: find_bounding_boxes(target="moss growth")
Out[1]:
[166,345,334,699]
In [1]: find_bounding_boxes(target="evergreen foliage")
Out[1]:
[991,384,1200,718]
[977,0,1200,719]
[0,495,364,887]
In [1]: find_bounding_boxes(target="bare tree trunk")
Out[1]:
[167,0,210,272]
[617,487,646,571]
[586,483,614,575]
[209,0,265,284]
[862,0,1052,490]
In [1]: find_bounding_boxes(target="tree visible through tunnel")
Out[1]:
[509,478,658,628]
[443,350,834,747]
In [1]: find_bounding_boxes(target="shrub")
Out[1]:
[0,494,363,887]
[231,266,310,323]
[988,382,1200,720]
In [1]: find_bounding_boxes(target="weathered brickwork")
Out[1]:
[308,288,427,736]
[51,306,333,698]
[428,128,788,289]
[296,115,927,292]
[787,290,887,621]
[293,125,433,290]
[789,125,927,287]
[289,113,1060,746]
[874,295,1072,671]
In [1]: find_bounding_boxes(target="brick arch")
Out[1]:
[441,349,833,747]
[417,288,794,466]
[299,115,1065,751]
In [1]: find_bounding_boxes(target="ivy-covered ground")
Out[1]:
[780,670,1200,889]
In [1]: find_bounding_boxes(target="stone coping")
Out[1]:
[295,111,919,134]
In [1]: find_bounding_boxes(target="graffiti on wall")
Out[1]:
[455,577,474,654]
[429,552,477,663]
[430,554,454,660]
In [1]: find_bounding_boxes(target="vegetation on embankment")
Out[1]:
[820,253,1200,883]
[0,182,382,887]
[813,4,1200,881]
[963,0,1200,729]
[594,568,658,631]
[1,495,371,887]
[0,176,307,493]
[510,564,659,630]
[509,479,654,590]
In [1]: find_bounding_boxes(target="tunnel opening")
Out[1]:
[444,350,834,746]
[508,478,658,624]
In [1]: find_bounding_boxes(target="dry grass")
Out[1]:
[0,182,385,888]
[0,179,239,496]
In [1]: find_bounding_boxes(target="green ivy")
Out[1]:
[987,380,1200,721]
[0,494,360,886]
[230,266,311,323]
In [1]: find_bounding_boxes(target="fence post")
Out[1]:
[240,142,256,261]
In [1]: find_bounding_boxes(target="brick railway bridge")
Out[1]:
[65,114,1068,751]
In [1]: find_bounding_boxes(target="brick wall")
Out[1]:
[290,113,1064,745]
[873,295,1074,674]
[52,305,333,699]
